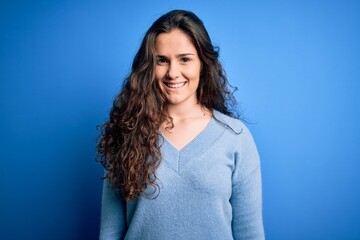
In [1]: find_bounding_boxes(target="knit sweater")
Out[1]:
[99,110,265,240]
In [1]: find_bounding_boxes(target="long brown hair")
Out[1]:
[97,10,238,201]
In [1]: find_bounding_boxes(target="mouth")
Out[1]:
[163,81,187,89]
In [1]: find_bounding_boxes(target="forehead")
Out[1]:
[154,29,197,54]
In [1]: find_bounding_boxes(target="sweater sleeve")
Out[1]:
[230,126,265,240]
[99,179,127,240]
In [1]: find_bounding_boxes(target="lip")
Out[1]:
[163,81,187,89]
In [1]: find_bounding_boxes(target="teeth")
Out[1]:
[165,82,186,88]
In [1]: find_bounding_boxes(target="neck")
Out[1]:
[165,102,210,121]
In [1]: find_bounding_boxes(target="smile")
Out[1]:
[164,82,187,89]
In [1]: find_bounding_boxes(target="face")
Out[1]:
[154,29,202,107]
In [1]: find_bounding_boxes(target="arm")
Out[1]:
[99,179,127,240]
[230,127,265,240]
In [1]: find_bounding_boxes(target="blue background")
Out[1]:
[1,0,359,239]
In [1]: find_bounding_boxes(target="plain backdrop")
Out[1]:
[1,0,359,239]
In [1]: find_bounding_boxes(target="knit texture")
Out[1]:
[99,110,265,240]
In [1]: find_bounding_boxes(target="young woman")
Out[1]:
[97,10,264,240]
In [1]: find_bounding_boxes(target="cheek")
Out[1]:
[186,66,201,81]
[154,67,161,80]
[154,66,167,79]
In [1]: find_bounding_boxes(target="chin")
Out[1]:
[165,99,183,105]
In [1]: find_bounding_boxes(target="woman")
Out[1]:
[97,10,264,240]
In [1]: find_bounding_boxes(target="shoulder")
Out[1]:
[212,110,256,148]
[212,110,248,135]
[213,109,260,165]
[213,111,261,183]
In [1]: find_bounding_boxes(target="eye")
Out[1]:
[181,57,191,63]
[156,57,168,64]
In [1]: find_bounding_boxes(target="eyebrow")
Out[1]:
[177,53,195,57]
[156,53,195,58]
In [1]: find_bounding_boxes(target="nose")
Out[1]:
[166,62,180,79]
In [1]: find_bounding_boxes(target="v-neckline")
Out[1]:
[159,110,226,173]
[160,116,214,153]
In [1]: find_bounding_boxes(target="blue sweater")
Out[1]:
[99,110,265,240]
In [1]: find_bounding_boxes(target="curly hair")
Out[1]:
[97,10,238,201]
